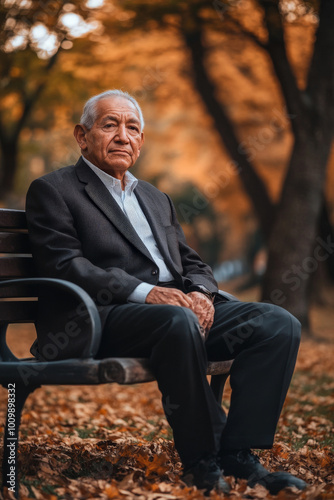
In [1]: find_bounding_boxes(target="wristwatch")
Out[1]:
[188,284,215,302]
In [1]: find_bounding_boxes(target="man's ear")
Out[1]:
[74,124,88,151]
[138,132,145,154]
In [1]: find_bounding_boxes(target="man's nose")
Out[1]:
[115,124,129,143]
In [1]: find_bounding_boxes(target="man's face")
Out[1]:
[77,96,144,177]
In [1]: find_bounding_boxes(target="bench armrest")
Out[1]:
[0,278,102,359]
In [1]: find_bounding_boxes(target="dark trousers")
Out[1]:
[97,299,301,468]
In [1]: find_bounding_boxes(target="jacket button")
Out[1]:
[151,269,158,275]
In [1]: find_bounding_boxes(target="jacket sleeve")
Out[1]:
[26,177,143,305]
[166,194,219,294]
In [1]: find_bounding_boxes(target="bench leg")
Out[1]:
[2,384,38,499]
[210,373,229,405]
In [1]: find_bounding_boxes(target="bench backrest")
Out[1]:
[0,208,37,325]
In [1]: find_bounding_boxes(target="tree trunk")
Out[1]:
[0,51,60,200]
[319,198,334,282]
[261,0,334,331]
[261,131,332,331]
[0,138,19,199]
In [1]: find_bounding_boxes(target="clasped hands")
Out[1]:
[146,286,214,340]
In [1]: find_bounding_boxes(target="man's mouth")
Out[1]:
[110,150,130,155]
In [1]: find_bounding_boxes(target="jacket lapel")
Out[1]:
[135,182,176,273]
[75,158,154,262]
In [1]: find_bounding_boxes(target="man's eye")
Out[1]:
[104,123,115,128]
[129,126,139,132]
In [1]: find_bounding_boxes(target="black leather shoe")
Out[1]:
[218,449,307,495]
[182,457,230,495]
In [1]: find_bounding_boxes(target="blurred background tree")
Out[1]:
[0,0,101,196]
[166,179,223,268]
[0,0,333,333]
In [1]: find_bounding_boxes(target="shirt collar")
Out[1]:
[82,156,138,193]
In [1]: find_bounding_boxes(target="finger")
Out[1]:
[202,307,214,331]
[196,309,208,330]
[177,292,194,308]
[167,289,193,307]
[194,301,212,318]
[146,287,193,307]
[201,314,210,331]
[207,315,214,330]
[191,292,212,305]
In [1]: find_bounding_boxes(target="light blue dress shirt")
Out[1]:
[82,157,174,303]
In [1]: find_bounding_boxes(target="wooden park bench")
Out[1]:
[0,207,233,498]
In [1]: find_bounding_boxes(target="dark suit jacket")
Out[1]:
[26,157,226,359]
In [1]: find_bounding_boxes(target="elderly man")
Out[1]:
[26,90,306,495]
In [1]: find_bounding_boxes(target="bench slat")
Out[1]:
[98,357,233,385]
[99,357,155,384]
[0,232,31,253]
[0,300,37,323]
[0,209,27,230]
[0,357,233,386]
[0,283,38,299]
[0,256,35,278]
[0,359,101,385]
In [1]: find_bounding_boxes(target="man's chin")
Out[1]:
[106,157,132,168]
[99,161,132,176]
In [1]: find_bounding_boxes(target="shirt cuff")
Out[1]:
[127,283,155,303]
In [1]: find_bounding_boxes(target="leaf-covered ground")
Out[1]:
[1,299,333,499]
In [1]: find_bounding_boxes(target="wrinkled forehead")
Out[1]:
[95,96,140,122]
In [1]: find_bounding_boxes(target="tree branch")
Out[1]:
[13,50,60,138]
[259,0,306,137]
[223,12,268,51]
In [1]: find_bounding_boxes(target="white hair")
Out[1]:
[80,90,145,131]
